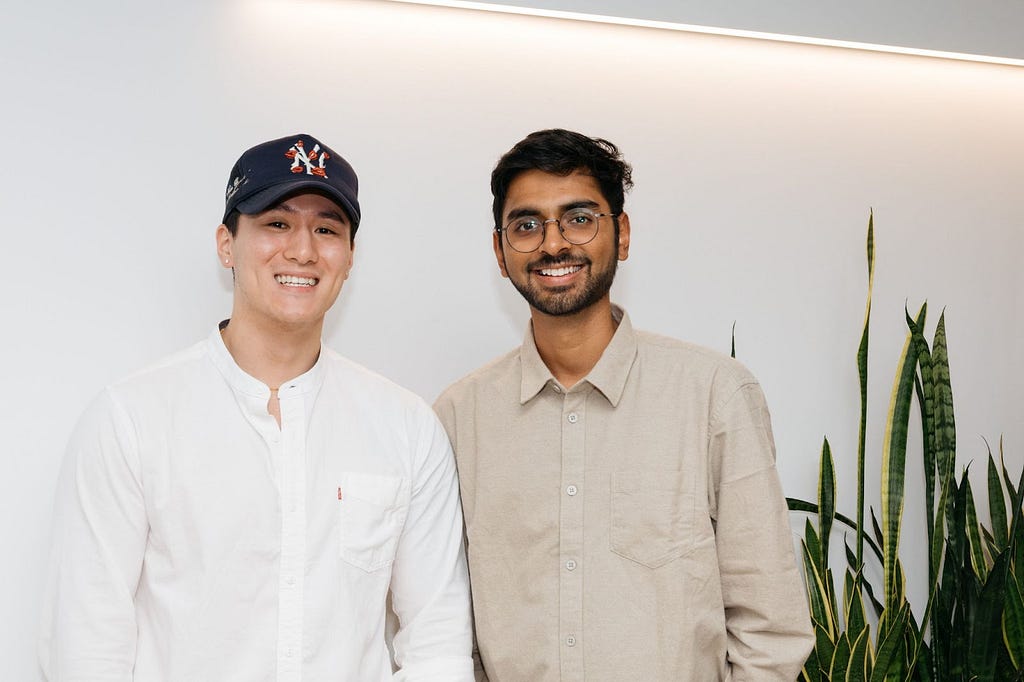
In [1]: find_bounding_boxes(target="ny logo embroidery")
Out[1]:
[285,139,329,178]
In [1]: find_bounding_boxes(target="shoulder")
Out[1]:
[102,339,209,403]
[69,339,209,449]
[634,329,759,390]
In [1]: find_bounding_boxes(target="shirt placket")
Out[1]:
[559,384,588,680]
[276,386,307,682]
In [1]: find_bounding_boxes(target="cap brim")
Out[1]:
[229,180,359,226]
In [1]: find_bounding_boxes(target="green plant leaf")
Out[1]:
[943,473,972,679]
[843,540,885,618]
[903,615,923,681]
[847,626,872,682]
[911,642,933,682]
[871,507,885,555]
[832,632,854,681]
[965,476,989,583]
[881,303,924,606]
[930,312,956,516]
[906,309,936,585]
[1002,438,1019,509]
[870,603,910,682]
[788,498,885,566]
[806,518,824,576]
[970,550,1010,679]
[845,568,868,637]
[819,437,836,573]
[1003,572,1024,669]
[812,622,836,680]
[988,443,1010,552]
[921,461,957,681]
[855,210,874,570]
[982,524,998,559]
[802,535,836,638]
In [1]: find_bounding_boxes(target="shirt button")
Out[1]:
[566,635,577,647]
[566,485,578,496]
[553,385,562,393]
[566,559,577,571]
[567,413,578,424]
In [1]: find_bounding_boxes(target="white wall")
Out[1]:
[2,0,1021,678]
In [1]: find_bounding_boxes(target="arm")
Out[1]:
[433,396,490,682]
[389,410,474,681]
[39,390,149,681]
[710,381,814,681]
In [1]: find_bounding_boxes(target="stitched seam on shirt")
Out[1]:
[717,463,779,489]
[709,378,760,428]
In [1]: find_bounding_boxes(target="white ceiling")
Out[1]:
[406,0,1024,62]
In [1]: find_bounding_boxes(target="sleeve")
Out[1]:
[709,380,814,681]
[388,407,474,681]
[433,395,490,682]
[38,389,149,682]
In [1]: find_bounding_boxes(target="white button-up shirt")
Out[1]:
[40,328,473,681]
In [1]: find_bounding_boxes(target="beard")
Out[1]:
[509,250,619,316]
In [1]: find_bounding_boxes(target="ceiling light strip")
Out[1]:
[382,0,1024,67]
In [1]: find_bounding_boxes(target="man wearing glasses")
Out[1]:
[435,129,813,680]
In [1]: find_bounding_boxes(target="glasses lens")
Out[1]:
[505,216,544,252]
[560,208,599,245]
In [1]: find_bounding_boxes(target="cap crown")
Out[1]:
[223,134,360,228]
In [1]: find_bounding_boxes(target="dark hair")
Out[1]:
[490,129,633,229]
[224,210,241,236]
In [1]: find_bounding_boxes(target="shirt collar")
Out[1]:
[519,304,638,407]
[206,321,327,399]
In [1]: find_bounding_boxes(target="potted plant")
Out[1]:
[783,213,1023,681]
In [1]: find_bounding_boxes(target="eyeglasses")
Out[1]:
[498,208,617,253]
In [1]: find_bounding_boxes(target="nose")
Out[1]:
[284,226,317,264]
[538,218,570,255]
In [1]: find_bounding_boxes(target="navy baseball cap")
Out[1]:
[222,134,360,230]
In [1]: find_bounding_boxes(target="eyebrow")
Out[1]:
[504,199,601,222]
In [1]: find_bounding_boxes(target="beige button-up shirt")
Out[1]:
[435,306,813,681]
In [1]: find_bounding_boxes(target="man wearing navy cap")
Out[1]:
[40,135,474,681]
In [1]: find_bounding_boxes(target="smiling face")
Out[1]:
[216,192,354,336]
[494,169,630,317]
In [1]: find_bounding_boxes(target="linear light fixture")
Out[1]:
[381,0,1024,68]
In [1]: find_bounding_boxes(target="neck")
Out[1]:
[530,297,618,389]
[220,314,323,390]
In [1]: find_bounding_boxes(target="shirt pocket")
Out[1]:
[610,469,694,568]
[337,471,409,572]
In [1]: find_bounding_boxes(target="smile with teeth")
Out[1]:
[537,264,583,277]
[275,274,318,287]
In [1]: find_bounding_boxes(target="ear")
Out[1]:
[216,224,233,268]
[616,212,631,262]
[345,240,355,280]
[492,230,509,278]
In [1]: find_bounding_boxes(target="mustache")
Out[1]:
[528,253,591,270]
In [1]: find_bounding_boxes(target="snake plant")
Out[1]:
[785,213,1023,681]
